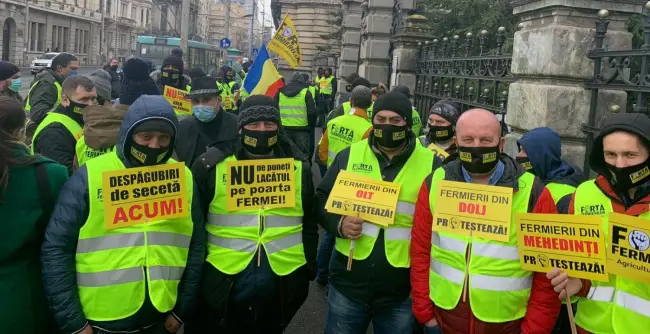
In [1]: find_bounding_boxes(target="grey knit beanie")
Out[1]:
[87,69,112,102]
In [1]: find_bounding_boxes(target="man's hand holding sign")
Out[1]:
[102,162,188,230]
[325,170,401,270]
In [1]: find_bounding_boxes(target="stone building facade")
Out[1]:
[1,0,104,65]
[104,0,152,61]
[208,1,249,52]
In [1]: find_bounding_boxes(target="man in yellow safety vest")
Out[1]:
[32,75,97,174]
[189,95,318,332]
[316,92,442,332]
[549,113,650,334]
[391,85,423,136]
[419,100,462,161]
[410,109,561,333]
[25,53,79,140]
[275,72,318,159]
[41,95,205,334]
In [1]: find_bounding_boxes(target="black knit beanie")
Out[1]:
[163,56,184,72]
[0,61,19,81]
[120,58,161,105]
[373,91,413,126]
[133,119,175,135]
[238,95,282,129]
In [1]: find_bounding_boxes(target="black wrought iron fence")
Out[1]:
[583,5,650,172]
[413,27,517,130]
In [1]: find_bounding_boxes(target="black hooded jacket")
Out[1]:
[273,74,318,131]
[41,96,205,334]
[32,104,84,175]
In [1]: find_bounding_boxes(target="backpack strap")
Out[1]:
[34,163,54,243]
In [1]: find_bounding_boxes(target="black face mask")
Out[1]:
[129,142,169,166]
[161,69,181,86]
[373,124,408,149]
[241,129,279,155]
[516,156,535,175]
[428,124,454,142]
[66,100,89,115]
[458,145,501,174]
[607,158,650,192]
[110,64,118,71]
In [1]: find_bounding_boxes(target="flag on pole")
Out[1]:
[268,14,302,68]
[243,44,285,98]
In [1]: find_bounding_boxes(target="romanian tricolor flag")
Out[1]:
[243,45,284,98]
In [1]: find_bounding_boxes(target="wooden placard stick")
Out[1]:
[346,213,360,271]
[462,232,473,303]
[565,292,577,334]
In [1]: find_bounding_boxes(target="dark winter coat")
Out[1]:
[0,86,23,103]
[0,143,68,334]
[187,135,318,332]
[26,69,64,125]
[103,65,121,99]
[174,109,239,168]
[32,104,84,175]
[41,97,206,334]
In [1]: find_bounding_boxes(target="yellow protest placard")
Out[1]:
[516,213,608,281]
[268,14,302,68]
[607,213,650,283]
[102,162,188,230]
[325,170,400,226]
[163,86,192,116]
[226,158,296,211]
[432,180,513,242]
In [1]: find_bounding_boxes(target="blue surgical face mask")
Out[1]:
[8,78,22,92]
[66,70,78,78]
[193,104,217,122]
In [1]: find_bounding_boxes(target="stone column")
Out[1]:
[358,0,393,85]
[389,12,430,93]
[337,0,363,93]
[506,0,643,168]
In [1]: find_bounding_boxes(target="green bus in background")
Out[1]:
[136,36,221,74]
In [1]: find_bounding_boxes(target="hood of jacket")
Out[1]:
[35,68,63,84]
[279,73,308,97]
[116,95,179,167]
[83,105,127,149]
[518,127,584,185]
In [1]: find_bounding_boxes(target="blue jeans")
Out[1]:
[325,285,414,334]
[316,231,335,283]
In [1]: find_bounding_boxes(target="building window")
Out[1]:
[131,35,136,50]
[108,31,114,48]
[75,29,89,53]
[63,27,69,51]
[119,33,126,49]
[121,3,128,17]
[106,0,111,14]
[146,9,150,25]
[131,5,136,20]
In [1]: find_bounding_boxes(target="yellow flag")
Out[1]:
[268,14,302,68]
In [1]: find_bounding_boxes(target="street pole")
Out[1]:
[100,0,106,64]
[247,0,256,58]
[224,0,230,40]
[180,0,190,55]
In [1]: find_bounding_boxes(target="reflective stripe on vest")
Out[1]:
[325,115,372,167]
[80,152,194,321]
[546,182,576,204]
[320,76,334,95]
[31,112,82,154]
[279,88,308,127]
[573,180,650,333]
[25,80,62,112]
[75,135,115,167]
[335,139,434,268]
[428,168,535,323]
[206,156,307,276]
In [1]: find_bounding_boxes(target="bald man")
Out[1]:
[410,109,561,334]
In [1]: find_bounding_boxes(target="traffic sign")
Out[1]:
[220,38,231,49]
